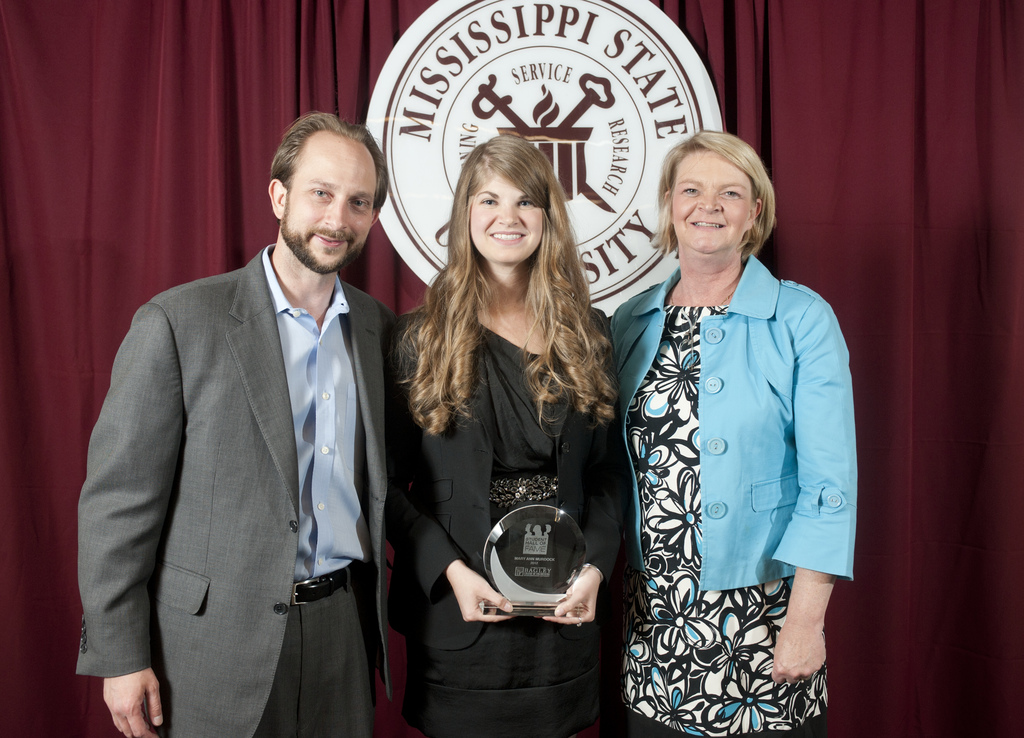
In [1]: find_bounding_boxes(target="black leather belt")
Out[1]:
[291,566,350,605]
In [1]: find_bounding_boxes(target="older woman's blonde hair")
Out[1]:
[397,134,616,435]
[651,130,777,259]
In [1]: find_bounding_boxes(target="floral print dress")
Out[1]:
[621,305,827,735]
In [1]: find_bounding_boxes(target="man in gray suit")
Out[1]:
[77,112,393,737]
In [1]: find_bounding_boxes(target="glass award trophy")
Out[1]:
[480,504,587,616]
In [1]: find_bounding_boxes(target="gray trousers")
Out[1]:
[253,569,375,738]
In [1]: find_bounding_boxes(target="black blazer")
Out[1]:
[385,316,628,650]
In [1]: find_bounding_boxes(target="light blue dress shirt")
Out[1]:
[262,246,370,580]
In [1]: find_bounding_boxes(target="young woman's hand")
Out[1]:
[445,559,514,622]
[544,564,602,626]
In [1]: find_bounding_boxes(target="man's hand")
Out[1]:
[103,668,163,737]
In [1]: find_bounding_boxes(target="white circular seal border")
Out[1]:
[368,0,721,311]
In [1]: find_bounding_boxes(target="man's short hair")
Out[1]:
[270,112,389,210]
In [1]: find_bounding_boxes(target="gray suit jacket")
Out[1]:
[77,252,393,736]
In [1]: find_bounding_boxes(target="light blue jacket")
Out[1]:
[611,256,856,590]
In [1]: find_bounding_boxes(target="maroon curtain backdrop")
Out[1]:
[2,1,1021,736]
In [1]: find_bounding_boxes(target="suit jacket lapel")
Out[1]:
[226,255,300,514]
[344,288,388,546]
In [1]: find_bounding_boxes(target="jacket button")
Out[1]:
[707,502,728,519]
[826,494,843,508]
[704,327,723,344]
[705,437,726,455]
[274,603,288,615]
[560,442,571,453]
[289,520,298,532]
[705,377,722,394]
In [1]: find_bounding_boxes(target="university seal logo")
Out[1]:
[368,0,721,310]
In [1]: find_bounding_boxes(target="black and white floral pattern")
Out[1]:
[622,305,826,735]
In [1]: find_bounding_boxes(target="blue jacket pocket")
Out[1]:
[750,472,799,512]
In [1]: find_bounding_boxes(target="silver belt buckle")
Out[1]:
[290,575,320,606]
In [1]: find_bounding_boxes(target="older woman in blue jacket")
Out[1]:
[611,131,856,737]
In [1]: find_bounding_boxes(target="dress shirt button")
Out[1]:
[320,445,330,455]
[322,392,330,400]
[317,502,325,511]
[318,557,324,566]
[289,520,298,532]
[274,603,288,615]
[704,327,723,344]
[705,437,727,455]
[707,502,728,519]
[826,493,843,508]
[290,309,302,318]
[705,377,723,394]
[560,442,571,453]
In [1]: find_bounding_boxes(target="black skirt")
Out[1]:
[403,616,600,738]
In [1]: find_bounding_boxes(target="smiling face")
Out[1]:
[669,151,762,266]
[468,174,544,279]
[270,131,379,275]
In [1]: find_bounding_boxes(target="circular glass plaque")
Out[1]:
[482,505,587,615]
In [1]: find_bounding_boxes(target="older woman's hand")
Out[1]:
[771,567,836,684]
[772,620,826,684]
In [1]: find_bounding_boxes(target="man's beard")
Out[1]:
[280,208,365,275]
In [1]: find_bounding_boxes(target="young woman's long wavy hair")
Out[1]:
[399,134,616,436]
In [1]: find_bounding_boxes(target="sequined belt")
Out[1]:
[488,475,558,508]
